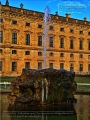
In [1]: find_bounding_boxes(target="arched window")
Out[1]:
[79,54,83,58]
[60,53,64,57]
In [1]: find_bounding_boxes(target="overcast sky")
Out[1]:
[1,0,90,21]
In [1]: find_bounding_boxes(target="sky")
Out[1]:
[1,0,90,21]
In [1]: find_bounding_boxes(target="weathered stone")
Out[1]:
[8,68,77,107]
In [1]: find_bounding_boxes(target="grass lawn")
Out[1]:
[0,76,90,83]
[77,85,90,91]
[0,77,90,91]
[75,77,90,83]
[0,77,16,82]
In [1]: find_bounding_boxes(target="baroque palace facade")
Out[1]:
[0,0,90,76]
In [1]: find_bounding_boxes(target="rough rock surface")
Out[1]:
[8,68,77,107]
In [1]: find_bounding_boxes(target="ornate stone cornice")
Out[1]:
[10,28,20,32]
[24,30,33,34]
[59,35,66,38]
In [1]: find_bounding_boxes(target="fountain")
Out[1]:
[43,6,51,69]
[7,6,77,117]
[7,68,77,112]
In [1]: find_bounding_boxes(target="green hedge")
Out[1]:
[75,77,90,83]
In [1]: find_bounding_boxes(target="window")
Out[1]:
[70,54,74,58]
[12,62,17,71]
[60,28,64,31]
[88,55,90,59]
[79,30,83,34]
[70,63,74,71]
[12,33,17,44]
[25,51,30,55]
[60,53,64,57]
[0,31,3,43]
[0,18,3,23]
[38,36,42,46]
[0,49,2,53]
[79,64,83,72]
[60,63,64,69]
[88,41,90,50]
[70,39,74,49]
[49,25,53,30]
[26,22,30,26]
[49,63,53,68]
[79,40,83,50]
[49,37,53,47]
[88,32,90,35]
[26,34,30,45]
[12,50,17,54]
[70,29,74,33]
[49,52,53,56]
[38,24,42,28]
[25,62,30,69]
[79,54,83,58]
[60,38,64,48]
[88,64,90,72]
[12,20,17,24]
[38,62,42,70]
[0,61,2,71]
[38,52,42,56]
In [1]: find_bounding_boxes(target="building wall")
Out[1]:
[0,4,90,76]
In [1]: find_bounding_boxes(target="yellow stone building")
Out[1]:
[0,1,90,76]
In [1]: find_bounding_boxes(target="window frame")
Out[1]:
[26,22,30,26]
[12,33,17,44]
[26,34,30,45]
[25,51,30,55]
[38,36,42,46]
[0,31,3,43]
[38,24,42,28]
[38,51,42,56]
[79,30,83,34]
[79,40,83,50]
[70,39,74,49]
[12,50,17,54]
[38,62,42,70]
[25,62,30,69]
[12,62,17,71]
[70,63,74,71]
[12,20,17,25]
[88,41,90,50]
[0,61,2,71]
[60,38,64,48]
[79,64,83,72]
[49,63,53,68]
[49,37,53,47]
[70,53,74,58]
[60,63,64,69]
[60,53,64,57]
[60,27,64,32]
[49,25,53,30]
[0,18,3,23]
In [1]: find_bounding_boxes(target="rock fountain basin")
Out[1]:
[7,68,77,111]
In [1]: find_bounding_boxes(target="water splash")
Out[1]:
[42,6,51,104]
[43,6,51,69]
